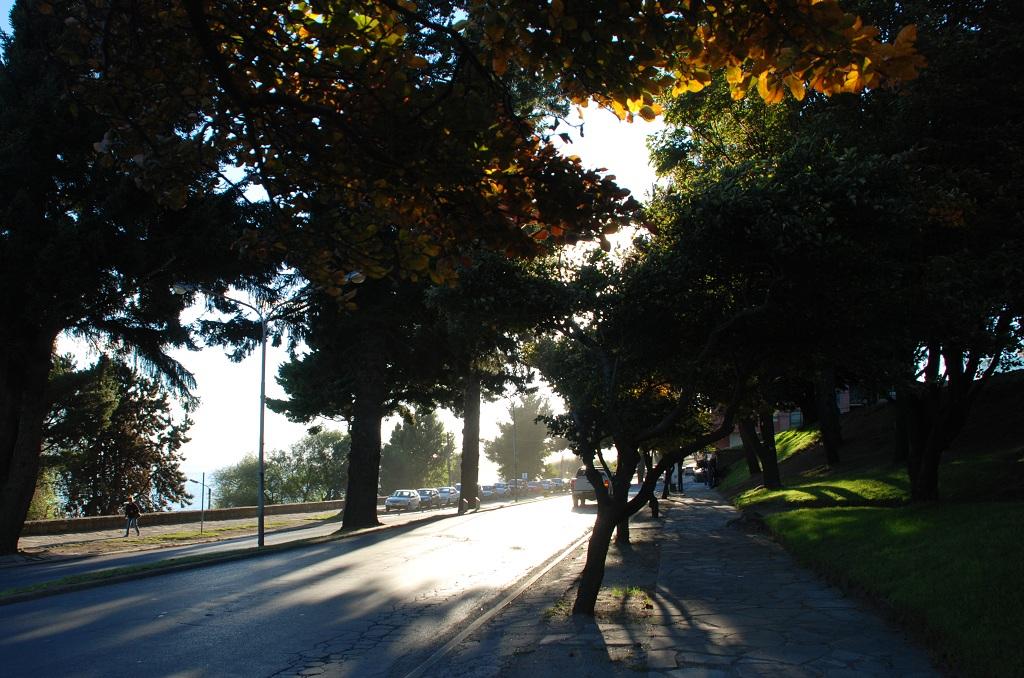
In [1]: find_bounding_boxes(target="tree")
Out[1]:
[43,356,192,516]
[212,454,261,508]
[857,0,1024,500]
[380,410,455,492]
[647,73,910,469]
[646,0,1024,500]
[0,3,271,552]
[531,246,759,615]
[424,252,572,511]
[278,429,350,502]
[484,394,565,482]
[25,469,61,520]
[51,0,921,297]
[270,280,456,529]
[213,429,349,507]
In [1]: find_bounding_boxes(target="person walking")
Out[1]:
[706,452,719,488]
[123,496,141,537]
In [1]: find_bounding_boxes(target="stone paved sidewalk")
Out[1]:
[442,485,941,678]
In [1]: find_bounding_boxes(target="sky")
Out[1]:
[0,2,665,501]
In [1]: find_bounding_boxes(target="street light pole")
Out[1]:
[257,314,267,547]
[511,401,518,502]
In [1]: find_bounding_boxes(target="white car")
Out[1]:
[384,489,421,512]
[437,487,457,506]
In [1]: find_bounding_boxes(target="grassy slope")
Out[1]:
[721,372,1024,678]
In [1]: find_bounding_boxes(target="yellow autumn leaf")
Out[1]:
[725,63,744,84]
[842,69,864,92]
[610,99,628,120]
[783,74,806,101]
[757,72,784,103]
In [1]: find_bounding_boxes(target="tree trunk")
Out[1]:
[893,391,912,465]
[612,439,639,545]
[899,378,972,502]
[796,384,819,427]
[815,367,843,466]
[458,374,481,513]
[739,416,781,490]
[744,443,762,475]
[572,501,619,615]
[738,417,765,479]
[341,348,386,530]
[660,466,671,499]
[0,330,57,554]
[757,411,782,490]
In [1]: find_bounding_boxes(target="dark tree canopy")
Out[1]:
[42,0,921,296]
[646,0,1024,499]
[0,0,274,552]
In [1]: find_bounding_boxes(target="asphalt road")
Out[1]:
[1,497,593,678]
[6,504,453,592]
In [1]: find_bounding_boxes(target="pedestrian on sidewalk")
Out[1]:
[123,496,141,537]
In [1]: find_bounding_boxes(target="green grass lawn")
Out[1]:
[726,422,1024,677]
[767,503,1024,678]
[717,428,821,492]
[736,468,909,511]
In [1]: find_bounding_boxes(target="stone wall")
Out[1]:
[22,499,349,535]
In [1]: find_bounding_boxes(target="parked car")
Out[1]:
[480,485,495,501]
[385,489,421,512]
[539,479,554,493]
[417,488,441,509]
[549,478,566,493]
[527,480,544,495]
[493,482,509,498]
[437,487,457,506]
